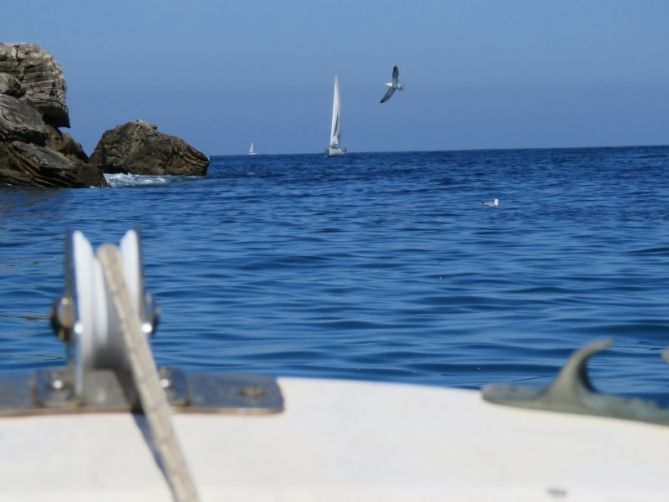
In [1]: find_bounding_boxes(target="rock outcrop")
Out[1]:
[0,42,107,187]
[0,93,106,187]
[90,120,209,176]
[1,42,208,187]
[0,43,69,128]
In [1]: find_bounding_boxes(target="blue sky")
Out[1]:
[4,0,668,154]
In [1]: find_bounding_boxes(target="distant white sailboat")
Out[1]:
[249,142,256,156]
[327,76,346,157]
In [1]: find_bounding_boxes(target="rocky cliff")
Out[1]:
[1,42,209,188]
[0,43,70,128]
[0,42,107,187]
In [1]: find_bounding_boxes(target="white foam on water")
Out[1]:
[104,173,171,187]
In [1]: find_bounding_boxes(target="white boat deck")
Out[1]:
[0,377,667,501]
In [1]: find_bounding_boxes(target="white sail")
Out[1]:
[327,76,345,156]
[329,77,341,148]
[249,142,256,155]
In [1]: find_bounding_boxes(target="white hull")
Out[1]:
[327,146,346,156]
[1,377,667,501]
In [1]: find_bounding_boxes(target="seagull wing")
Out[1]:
[380,86,396,103]
[392,65,399,85]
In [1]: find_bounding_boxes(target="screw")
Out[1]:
[240,386,265,398]
[50,295,75,342]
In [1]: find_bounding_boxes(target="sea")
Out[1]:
[1,146,668,402]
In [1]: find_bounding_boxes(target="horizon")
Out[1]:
[4,1,668,156]
[210,143,669,158]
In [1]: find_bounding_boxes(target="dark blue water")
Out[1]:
[1,147,668,400]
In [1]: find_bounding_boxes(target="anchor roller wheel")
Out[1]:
[49,230,159,397]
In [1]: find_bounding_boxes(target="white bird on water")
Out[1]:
[380,65,404,103]
[482,198,500,207]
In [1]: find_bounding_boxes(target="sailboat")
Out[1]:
[326,76,346,156]
[249,142,256,156]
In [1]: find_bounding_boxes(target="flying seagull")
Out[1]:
[380,65,404,103]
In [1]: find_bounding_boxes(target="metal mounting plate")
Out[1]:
[0,366,283,417]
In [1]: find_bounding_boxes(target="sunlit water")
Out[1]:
[1,147,668,401]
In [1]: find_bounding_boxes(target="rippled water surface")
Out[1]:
[1,147,668,399]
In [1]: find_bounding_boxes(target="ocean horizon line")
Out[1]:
[209,143,668,158]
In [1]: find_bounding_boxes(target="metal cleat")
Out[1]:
[483,339,669,427]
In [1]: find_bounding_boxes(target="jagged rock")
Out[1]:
[90,120,209,176]
[0,94,50,144]
[0,43,107,188]
[0,73,24,97]
[0,42,206,187]
[0,94,106,187]
[0,43,69,128]
[0,141,105,188]
[45,126,89,163]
